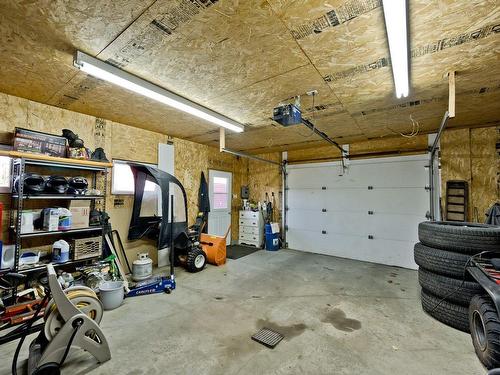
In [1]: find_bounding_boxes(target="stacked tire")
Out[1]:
[415,221,500,369]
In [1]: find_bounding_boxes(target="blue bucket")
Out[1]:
[265,224,279,251]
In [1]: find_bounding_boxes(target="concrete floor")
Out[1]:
[1,249,485,375]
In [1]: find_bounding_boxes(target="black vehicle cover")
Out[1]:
[128,164,188,251]
[198,171,210,213]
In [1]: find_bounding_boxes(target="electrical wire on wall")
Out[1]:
[387,114,420,138]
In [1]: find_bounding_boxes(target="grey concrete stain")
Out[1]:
[322,308,361,332]
[256,319,307,339]
[221,335,260,358]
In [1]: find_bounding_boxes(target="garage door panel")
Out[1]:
[323,212,370,236]
[324,188,428,215]
[287,189,325,210]
[287,167,330,188]
[365,188,428,214]
[288,209,325,232]
[369,239,417,269]
[287,228,330,253]
[322,189,371,212]
[288,230,365,257]
[335,159,428,188]
[367,213,423,242]
[288,231,417,269]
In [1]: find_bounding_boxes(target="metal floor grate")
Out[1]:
[251,327,284,348]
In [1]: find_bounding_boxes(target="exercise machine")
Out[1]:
[10,264,110,375]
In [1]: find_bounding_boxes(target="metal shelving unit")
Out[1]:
[17,255,101,274]
[12,194,105,200]
[17,227,103,239]
[8,156,109,272]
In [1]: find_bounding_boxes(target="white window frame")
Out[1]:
[111,159,156,195]
[0,156,12,193]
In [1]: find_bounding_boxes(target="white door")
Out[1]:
[208,170,232,245]
[286,155,429,269]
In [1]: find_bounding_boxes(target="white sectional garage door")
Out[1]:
[286,155,429,269]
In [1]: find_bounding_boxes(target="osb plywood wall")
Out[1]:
[0,92,248,264]
[248,153,283,225]
[440,127,499,222]
[174,138,249,242]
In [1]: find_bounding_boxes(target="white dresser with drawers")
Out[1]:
[238,210,264,248]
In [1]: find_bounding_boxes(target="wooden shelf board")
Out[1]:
[0,150,113,168]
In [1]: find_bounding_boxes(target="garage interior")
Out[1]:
[0,1,499,374]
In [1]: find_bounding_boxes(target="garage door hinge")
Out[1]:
[322,186,327,190]
[285,225,288,231]
[425,185,430,191]
[368,186,373,190]
[322,208,327,212]
[368,235,374,239]
[322,230,327,234]
[285,206,289,211]
[368,210,374,215]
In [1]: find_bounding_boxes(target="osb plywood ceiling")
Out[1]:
[0,0,499,152]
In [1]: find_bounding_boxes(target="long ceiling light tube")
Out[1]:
[381,0,410,98]
[74,51,244,133]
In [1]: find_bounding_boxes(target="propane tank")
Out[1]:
[132,253,153,281]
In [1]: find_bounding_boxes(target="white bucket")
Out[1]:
[99,281,124,310]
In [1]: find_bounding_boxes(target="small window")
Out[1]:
[112,160,158,195]
[0,156,11,193]
[213,176,228,209]
[112,160,163,216]
[111,161,135,195]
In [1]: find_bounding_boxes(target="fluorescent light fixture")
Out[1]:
[73,51,244,133]
[381,0,409,98]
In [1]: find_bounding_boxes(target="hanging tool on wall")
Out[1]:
[271,192,277,223]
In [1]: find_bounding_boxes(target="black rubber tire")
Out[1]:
[414,242,472,278]
[418,221,500,254]
[469,295,500,369]
[421,289,470,332]
[418,268,483,305]
[185,248,206,273]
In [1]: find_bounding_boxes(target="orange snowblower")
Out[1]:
[199,225,230,266]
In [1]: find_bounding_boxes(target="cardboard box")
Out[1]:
[69,201,90,229]
[14,128,67,157]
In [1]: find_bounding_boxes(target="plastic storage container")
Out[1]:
[265,224,279,251]
[99,281,124,310]
[52,239,70,263]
